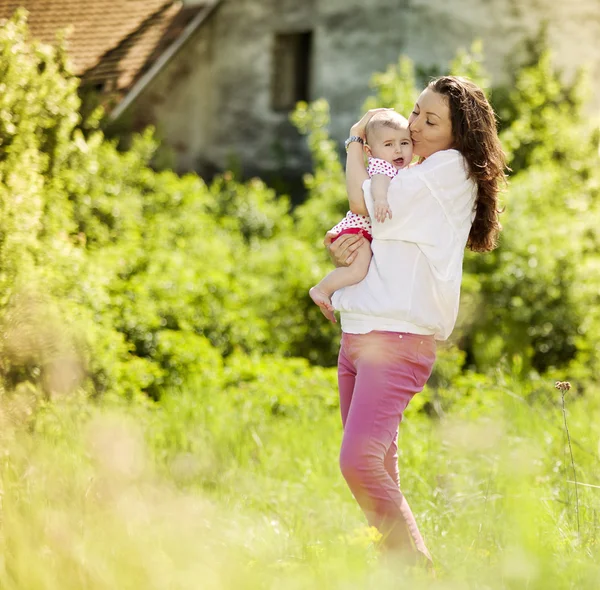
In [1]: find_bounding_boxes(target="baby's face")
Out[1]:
[366,126,413,169]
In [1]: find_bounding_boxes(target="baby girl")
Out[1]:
[309,111,413,322]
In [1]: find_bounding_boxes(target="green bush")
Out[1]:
[1,11,599,402]
[0,12,342,398]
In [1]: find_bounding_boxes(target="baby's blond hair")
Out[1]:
[365,111,409,144]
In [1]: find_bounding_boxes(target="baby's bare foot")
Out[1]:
[309,287,336,323]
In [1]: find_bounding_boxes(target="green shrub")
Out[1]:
[2,11,599,401]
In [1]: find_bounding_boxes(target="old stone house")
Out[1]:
[1,0,600,187]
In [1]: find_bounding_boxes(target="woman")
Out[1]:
[327,76,507,565]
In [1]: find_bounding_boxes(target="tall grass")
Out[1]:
[0,368,598,589]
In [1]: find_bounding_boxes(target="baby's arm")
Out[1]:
[371,175,392,223]
[367,158,397,223]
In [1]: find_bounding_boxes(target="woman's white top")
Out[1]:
[331,149,477,341]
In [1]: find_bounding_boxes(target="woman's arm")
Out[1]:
[345,108,395,217]
[324,232,365,267]
[328,108,396,263]
[346,142,369,216]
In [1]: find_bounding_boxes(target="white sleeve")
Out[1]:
[364,174,452,245]
[363,174,459,280]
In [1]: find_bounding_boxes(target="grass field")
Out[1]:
[0,362,598,589]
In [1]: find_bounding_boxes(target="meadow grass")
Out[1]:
[0,368,598,589]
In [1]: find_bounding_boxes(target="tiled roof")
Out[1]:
[0,1,206,92]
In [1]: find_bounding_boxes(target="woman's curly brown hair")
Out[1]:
[429,76,507,252]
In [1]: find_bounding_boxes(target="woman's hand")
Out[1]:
[350,108,395,139]
[324,232,366,266]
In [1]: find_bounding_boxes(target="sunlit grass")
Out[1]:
[0,371,598,589]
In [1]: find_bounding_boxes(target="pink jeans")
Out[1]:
[337,330,436,561]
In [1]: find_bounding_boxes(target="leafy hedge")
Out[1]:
[0,12,338,400]
[0,11,598,402]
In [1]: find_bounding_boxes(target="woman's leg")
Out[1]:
[337,333,356,426]
[384,429,400,489]
[338,331,436,562]
[339,335,402,527]
[340,333,401,495]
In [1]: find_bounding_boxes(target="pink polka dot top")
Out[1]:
[328,158,399,241]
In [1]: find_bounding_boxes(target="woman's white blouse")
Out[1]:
[331,149,477,341]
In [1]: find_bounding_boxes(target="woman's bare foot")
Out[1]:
[309,287,336,323]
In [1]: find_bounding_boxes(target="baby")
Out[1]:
[309,111,413,322]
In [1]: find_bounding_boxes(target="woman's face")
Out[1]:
[408,88,454,158]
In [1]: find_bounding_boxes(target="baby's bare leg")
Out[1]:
[310,241,372,322]
[319,241,372,291]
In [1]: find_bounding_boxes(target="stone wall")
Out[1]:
[127,0,600,181]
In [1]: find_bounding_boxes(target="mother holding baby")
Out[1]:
[327,76,507,566]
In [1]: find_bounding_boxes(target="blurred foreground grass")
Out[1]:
[0,368,598,589]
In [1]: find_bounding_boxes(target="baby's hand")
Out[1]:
[373,198,392,223]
